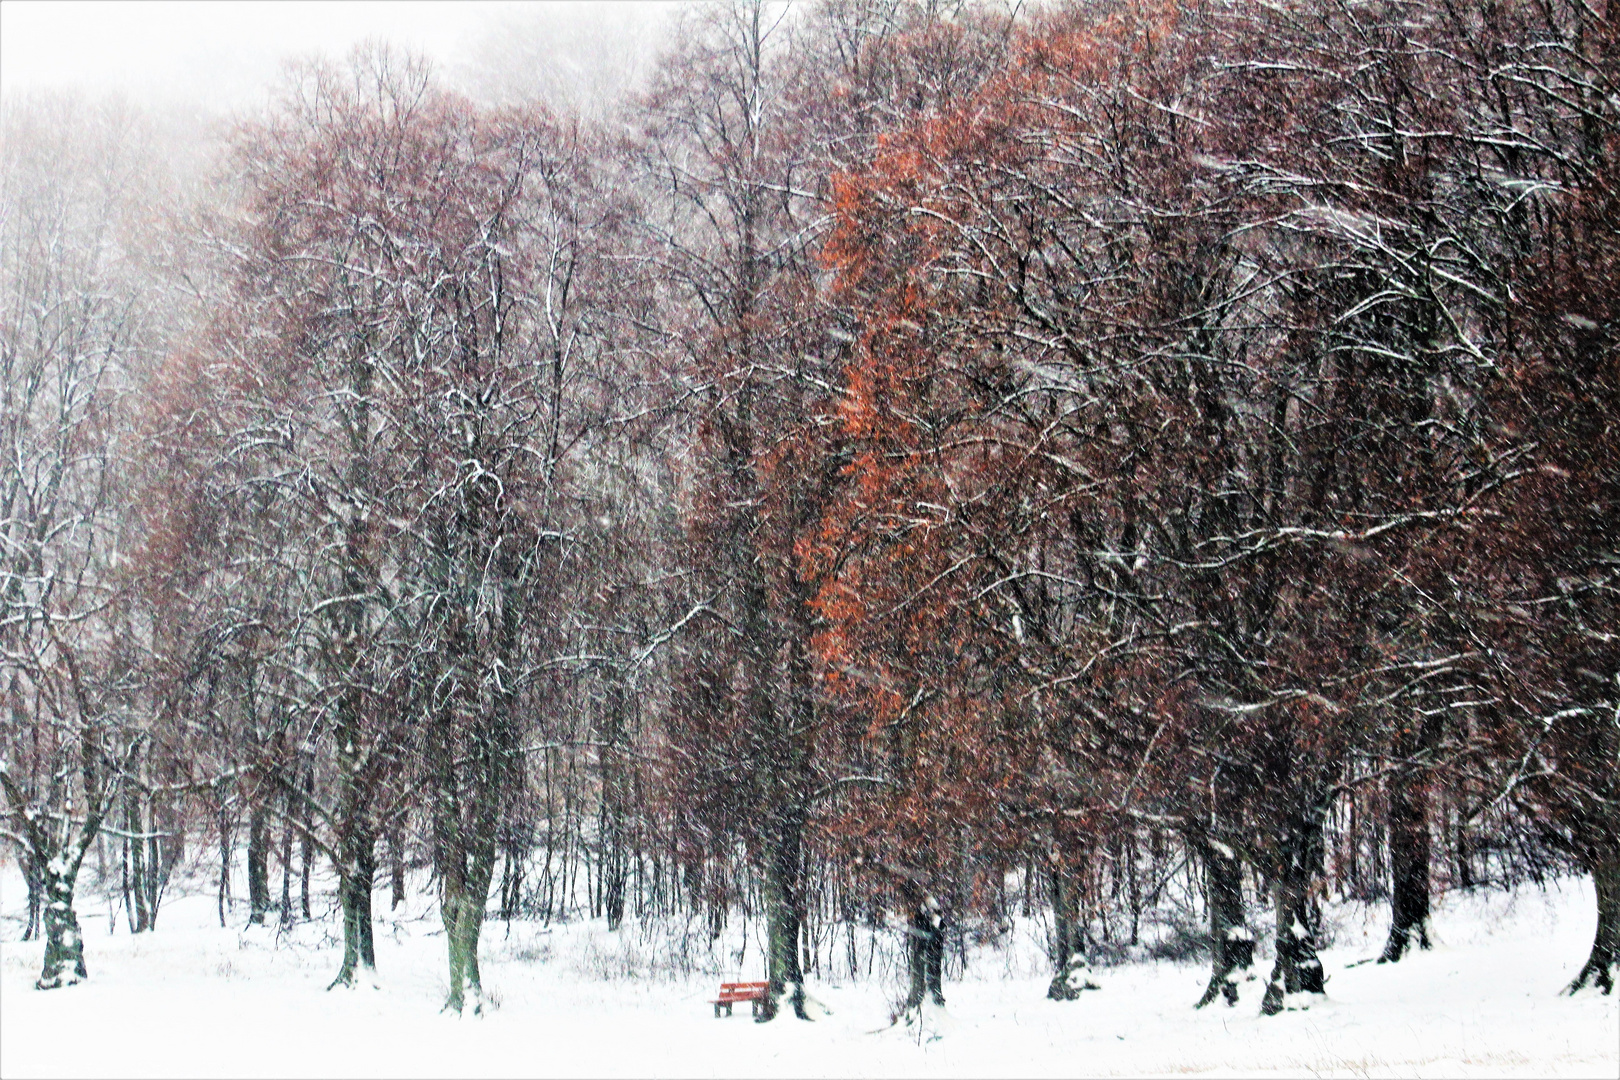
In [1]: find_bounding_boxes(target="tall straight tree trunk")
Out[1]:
[145,801,171,930]
[126,791,152,933]
[329,825,377,988]
[280,794,294,927]
[247,803,271,925]
[299,759,314,921]
[434,747,503,1014]
[1196,841,1254,1007]
[757,631,819,1022]
[1382,712,1441,962]
[758,809,807,1020]
[441,839,500,1014]
[388,818,406,911]
[216,798,232,928]
[1261,812,1327,1015]
[903,891,946,1011]
[600,679,629,933]
[430,565,520,1015]
[1380,772,1432,962]
[1566,847,1619,995]
[1047,857,1097,1000]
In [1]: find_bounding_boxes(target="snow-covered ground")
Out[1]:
[1,868,1615,1078]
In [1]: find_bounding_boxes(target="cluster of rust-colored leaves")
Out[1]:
[795,0,1618,887]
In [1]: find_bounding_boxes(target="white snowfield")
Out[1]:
[1,873,1615,1079]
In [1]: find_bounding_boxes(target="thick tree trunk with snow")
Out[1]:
[434,743,501,1017]
[1566,853,1619,995]
[904,895,947,1011]
[430,590,520,1014]
[1261,817,1327,1015]
[329,828,377,989]
[440,851,498,1014]
[36,865,88,990]
[1047,862,1098,1000]
[1380,772,1432,963]
[1196,843,1253,1007]
[758,811,807,1021]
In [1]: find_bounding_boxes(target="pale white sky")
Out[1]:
[0,1,662,109]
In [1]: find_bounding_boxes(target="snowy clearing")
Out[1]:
[1,871,1614,1079]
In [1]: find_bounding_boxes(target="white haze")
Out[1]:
[0,1,678,113]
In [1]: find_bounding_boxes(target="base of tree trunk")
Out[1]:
[758,981,821,1021]
[1378,917,1432,964]
[1260,940,1326,1015]
[37,887,88,990]
[1047,953,1102,1000]
[326,962,378,991]
[1565,860,1617,995]
[1563,952,1615,996]
[897,995,953,1041]
[1195,925,1255,1008]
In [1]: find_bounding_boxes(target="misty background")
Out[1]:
[1,1,676,116]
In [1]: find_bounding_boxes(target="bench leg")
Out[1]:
[714,1003,722,1018]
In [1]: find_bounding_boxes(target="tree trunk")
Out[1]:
[499,841,523,922]
[280,792,294,927]
[328,828,377,989]
[1196,842,1254,1007]
[296,752,314,921]
[36,865,88,989]
[1380,771,1432,962]
[442,840,499,1014]
[126,792,152,933]
[22,851,43,941]
[1261,816,1327,1015]
[1565,852,1619,995]
[247,803,271,925]
[1047,860,1098,1000]
[904,893,946,1011]
[596,675,629,931]
[758,810,808,1020]
[389,818,406,911]
[216,799,232,928]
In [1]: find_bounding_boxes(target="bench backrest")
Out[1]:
[719,981,768,993]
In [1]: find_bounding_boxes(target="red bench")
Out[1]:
[711,981,769,1017]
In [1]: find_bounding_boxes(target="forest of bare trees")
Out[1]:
[1,0,1615,1022]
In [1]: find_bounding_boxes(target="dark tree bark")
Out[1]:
[1566,849,1619,995]
[215,795,232,928]
[299,760,313,921]
[125,791,152,933]
[329,825,377,989]
[1196,842,1254,1007]
[37,866,89,990]
[1047,860,1099,1000]
[21,850,43,941]
[757,808,808,1021]
[903,893,947,1012]
[280,792,294,927]
[388,818,406,912]
[246,803,271,925]
[1261,814,1327,1015]
[1380,772,1433,962]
